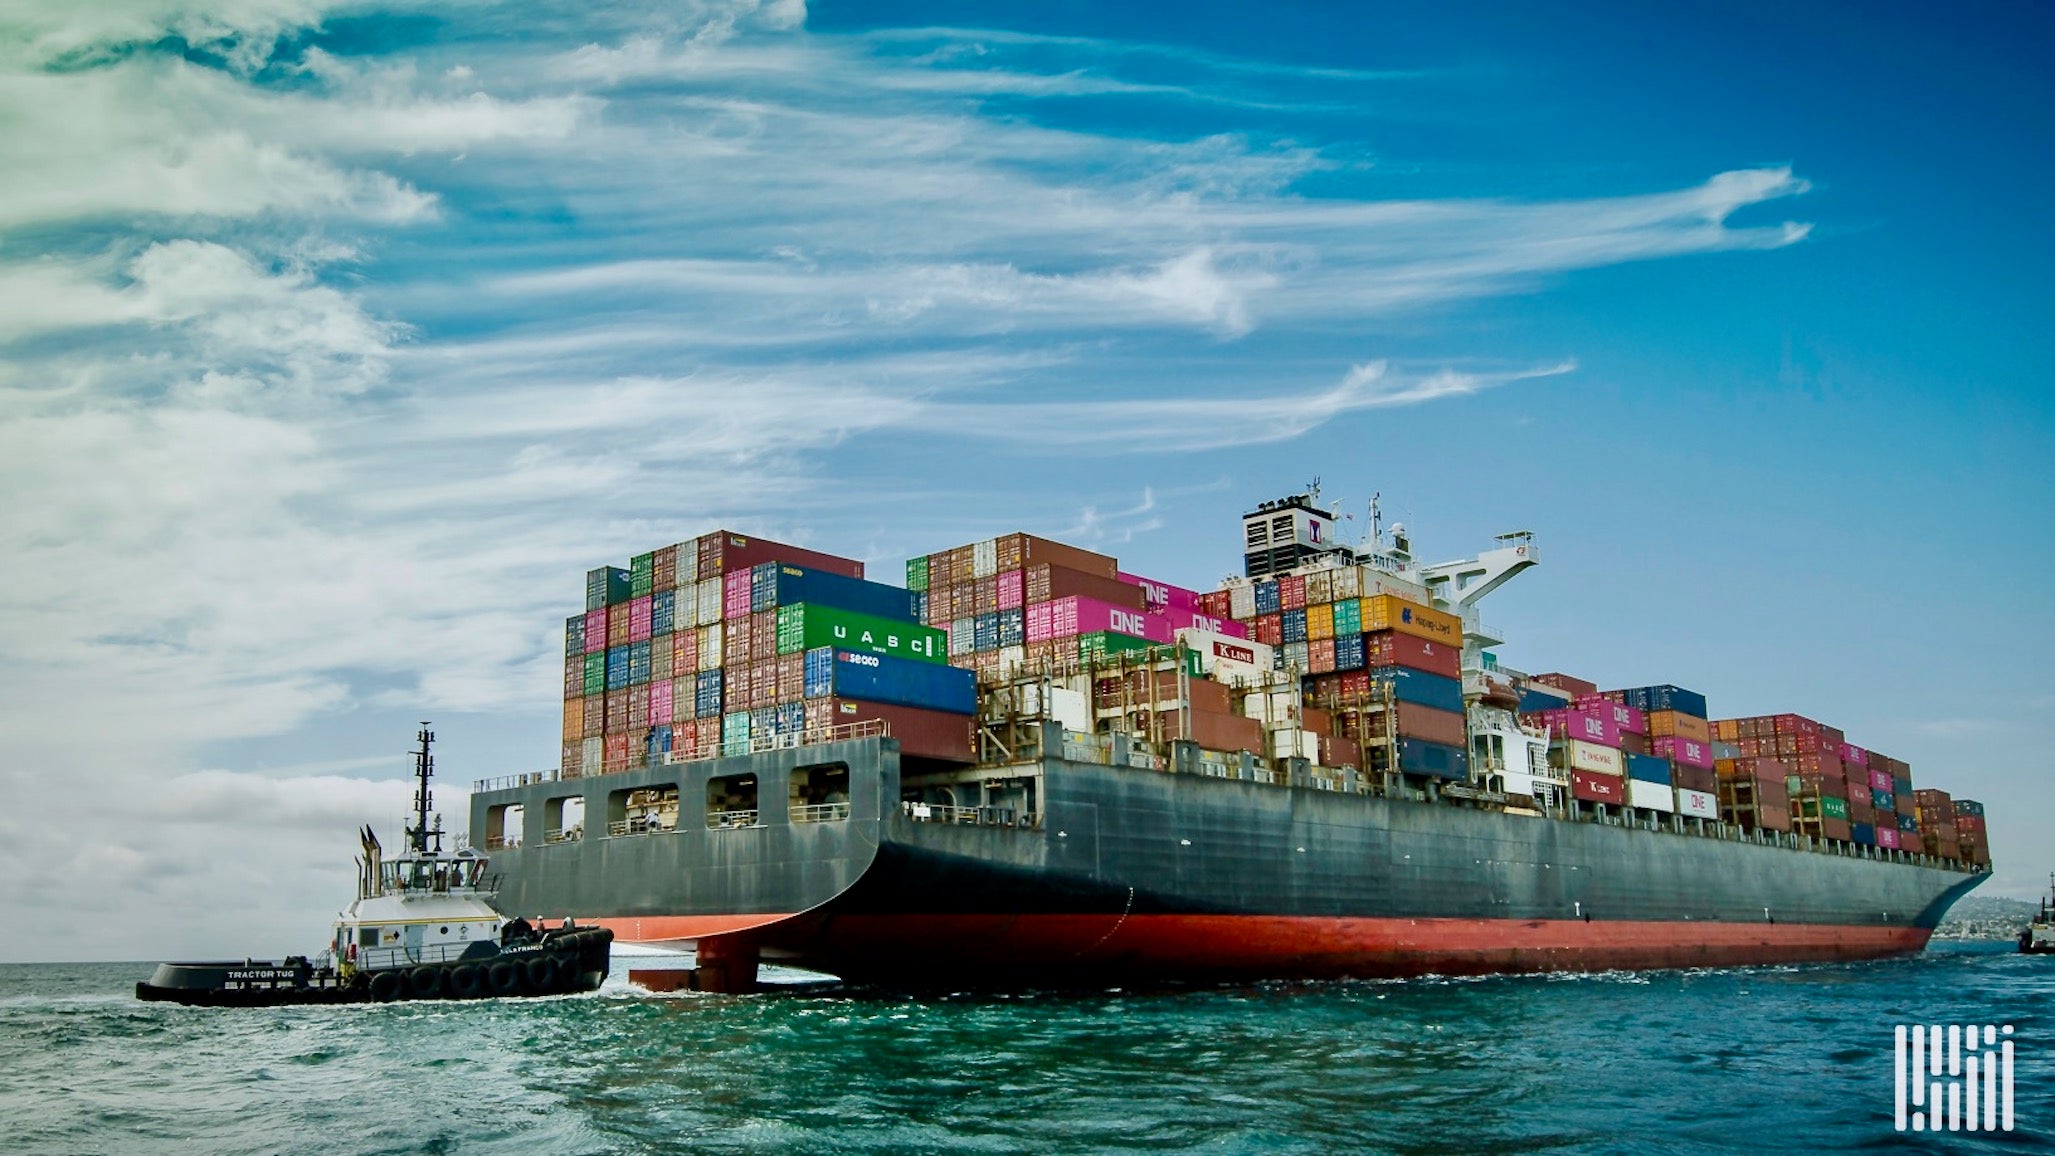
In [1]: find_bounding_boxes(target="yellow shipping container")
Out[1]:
[563,696,585,741]
[1360,594,1463,645]
[1306,602,1336,640]
[1649,710,1711,743]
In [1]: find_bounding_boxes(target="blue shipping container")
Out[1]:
[1333,633,1365,671]
[651,589,675,635]
[1873,790,1895,811]
[1390,739,1468,780]
[1851,822,1876,846]
[1366,666,1464,714]
[821,650,976,714]
[627,640,652,686]
[776,702,805,734]
[605,646,630,691]
[565,616,585,657]
[1625,753,1673,784]
[998,607,1024,647]
[1254,580,1282,615]
[911,590,928,623]
[1898,814,1918,833]
[1281,608,1308,644]
[973,612,999,652]
[1517,687,1572,715]
[749,562,778,613]
[771,564,918,623]
[694,670,724,718]
[1619,684,1708,719]
[803,646,836,699]
[650,724,672,753]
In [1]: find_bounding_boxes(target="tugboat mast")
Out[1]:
[408,723,442,856]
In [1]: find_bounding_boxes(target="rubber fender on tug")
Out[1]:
[408,966,444,1000]
[525,955,560,992]
[369,970,404,1002]
[450,964,486,999]
[488,960,523,996]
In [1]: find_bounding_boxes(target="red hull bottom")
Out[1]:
[723,914,1929,982]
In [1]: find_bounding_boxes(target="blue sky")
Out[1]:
[1,0,2047,958]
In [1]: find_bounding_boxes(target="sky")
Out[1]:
[1,0,2048,962]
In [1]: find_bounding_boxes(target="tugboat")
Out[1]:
[2023,873,2055,955]
[137,725,612,1006]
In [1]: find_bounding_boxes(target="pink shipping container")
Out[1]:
[1574,695,1646,735]
[1027,596,1177,645]
[1876,825,1901,850]
[630,596,653,642]
[1166,608,1249,639]
[997,570,1024,611]
[1841,742,1867,764]
[584,608,608,653]
[723,570,752,620]
[1119,571,1202,612]
[1531,708,1621,748]
[1869,768,1892,792]
[649,679,673,722]
[1652,735,1713,769]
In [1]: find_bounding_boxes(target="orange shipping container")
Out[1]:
[1360,595,1463,645]
[1649,710,1711,743]
[563,697,585,741]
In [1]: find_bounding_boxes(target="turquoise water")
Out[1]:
[2,943,2047,1154]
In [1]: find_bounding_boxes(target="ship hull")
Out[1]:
[475,739,1985,986]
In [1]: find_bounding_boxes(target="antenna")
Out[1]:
[1305,476,1322,506]
[1368,492,1383,549]
[408,723,440,855]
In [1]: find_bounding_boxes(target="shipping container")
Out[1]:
[795,649,976,713]
[1646,710,1711,743]
[774,603,947,663]
[1571,770,1625,805]
[1574,697,1647,735]
[1651,735,1712,769]
[1361,631,1462,679]
[694,669,723,719]
[1627,778,1676,812]
[996,570,1024,611]
[1278,574,1307,611]
[586,566,630,611]
[629,552,655,599]
[1372,738,1469,780]
[1343,702,1467,748]
[1305,602,1335,641]
[698,531,863,580]
[1077,631,1159,662]
[1615,685,1709,719]
[1675,787,1718,820]
[1531,672,1598,697]
[905,556,929,593]
[1527,707,1622,748]
[992,533,1117,580]
[1363,666,1465,714]
[605,646,630,691]
[1027,596,1176,646]
[1560,739,1624,777]
[1359,595,1463,646]
[1625,753,1673,784]
[825,698,975,763]
[1118,571,1202,612]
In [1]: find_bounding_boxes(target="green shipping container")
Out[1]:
[630,552,655,598]
[774,603,946,663]
[1822,796,1850,820]
[721,710,752,756]
[905,556,929,593]
[582,652,606,696]
[1077,631,1159,662]
[1332,597,1361,636]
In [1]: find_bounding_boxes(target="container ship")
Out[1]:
[473,494,1990,990]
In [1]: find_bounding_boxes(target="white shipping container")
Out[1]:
[1228,583,1257,620]
[1268,728,1321,762]
[1176,628,1275,684]
[676,540,700,586]
[1017,685,1092,732]
[695,580,722,626]
[972,538,998,579]
[1241,689,1301,725]
[949,617,975,657]
[1628,778,1677,812]
[1305,569,1333,605]
[996,644,1027,678]
[581,736,603,774]
[1358,566,1434,605]
[1564,739,1623,776]
[1330,566,1361,600]
[1676,787,1719,820]
[697,622,722,670]
[1282,640,1309,671]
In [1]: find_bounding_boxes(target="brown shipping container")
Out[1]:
[1532,672,1599,697]
[995,533,1118,581]
[778,653,805,700]
[1096,670,1232,716]
[1351,702,1468,748]
[561,740,581,778]
[605,689,629,731]
[1620,733,1650,756]
[583,695,606,737]
[974,576,999,616]
[751,609,778,662]
[1025,563,1146,609]
[698,531,863,579]
[1157,708,1264,753]
[1673,764,1718,794]
[1716,756,1788,783]
[1571,770,1624,805]
[1361,631,1462,678]
[1818,817,1853,841]
[827,697,974,763]
[1647,710,1711,743]
[654,544,678,589]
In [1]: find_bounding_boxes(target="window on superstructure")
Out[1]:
[707,774,759,828]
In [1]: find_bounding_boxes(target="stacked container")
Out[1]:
[564,532,980,774]
[1952,800,1990,866]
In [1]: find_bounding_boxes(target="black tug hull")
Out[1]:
[136,927,614,1007]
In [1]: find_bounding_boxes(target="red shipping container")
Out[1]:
[1026,563,1146,610]
[778,652,805,700]
[698,531,863,579]
[998,533,1117,580]
[648,679,673,724]
[1847,780,1872,807]
[1674,763,1719,794]
[826,697,975,763]
[1197,590,1234,619]
[605,689,629,730]
[582,695,606,737]
[1157,708,1264,753]
[672,628,698,675]
[1620,733,1650,756]
[1361,631,1462,678]
[1571,770,1624,805]
[1253,614,1283,647]
[1531,672,1598,697]
[560,740,581,777]
[604,733,630,772]
[1349,703,1468,748]
[653,544,678,589]
[627,685,650,729]
[1319,733,1362,768]
[1278,574,1307,611]
[1772,713,1821,737]
[629,595,653,642]
[1308,638,1337,674]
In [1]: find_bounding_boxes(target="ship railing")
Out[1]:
[789,802,852,824]
[544,825,583,845]
[359,942,476,971]
[483,835,520,850]
[707,809,760,829]
[902,802,1042,829]
[474,769,559,793]
[662,719,889,766]
[606,818,673,838]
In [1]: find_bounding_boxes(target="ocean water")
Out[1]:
[1,943,2047,1154]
